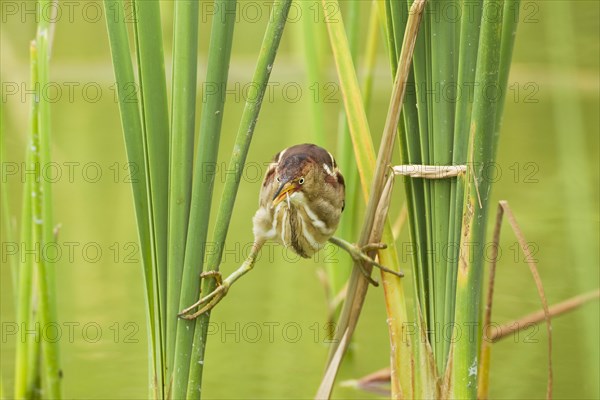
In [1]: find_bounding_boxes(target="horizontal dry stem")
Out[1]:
[491,289,600,342]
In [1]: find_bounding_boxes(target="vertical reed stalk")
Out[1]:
[104,0,158,395]
[330,0,362,313]
[34,24,62,398]
[131,2,171,393]
[186,3,292,397]
[449,0,504,396]
[13,7,62,393]
[445,0,483,367]
[13,44,39,400]
[300,0,326,145]
[316,1,425,398]
[172,1,237,397]
[429,0,456,370]
[166,0,199,381]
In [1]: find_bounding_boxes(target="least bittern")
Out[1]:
[179,143,402,319]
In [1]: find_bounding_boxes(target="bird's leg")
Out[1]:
[328,236,404,285]
[177,271,226,317]
[178,239,265,319]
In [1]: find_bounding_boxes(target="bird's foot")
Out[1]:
[178,271,230,320]
[328,236,404,286]
[354,242,404,279]
[344,242,400,286]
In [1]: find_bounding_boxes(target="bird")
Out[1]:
[253,143,345,258]
[178,144,402,319]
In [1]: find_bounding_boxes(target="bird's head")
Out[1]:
[271,154,313,206]
[271,144,344,208]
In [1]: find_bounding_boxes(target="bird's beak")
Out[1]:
[272,179,298,206]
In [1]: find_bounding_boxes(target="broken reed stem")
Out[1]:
[491,289,600,342]
[388,163,466,259]
[392,164,466,179]
[315,0,426,398]
[478,201,505,398]
[501,200,553,400]
[477,200,554,400]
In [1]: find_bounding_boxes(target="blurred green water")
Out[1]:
[1,1,598,399]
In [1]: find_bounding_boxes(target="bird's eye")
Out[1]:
[276,176,281,182]
[299,177,305,185]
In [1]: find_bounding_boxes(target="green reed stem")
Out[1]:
[316,1,425,397]
[445,0,482,368]
[132,3,171,393]
[331,0,361,307]
[166,0,199,380]
[429,0,456,372]
[1,119,18,303]
[186,2,292,397]
[172,1,237,397]
[103,0,156,395]
[13,44,38,399]
[450,0,504,396]
[34,11,62,395]
[300,0,326,145]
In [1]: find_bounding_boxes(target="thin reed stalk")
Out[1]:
[13,8,62,394]
[448,0,505,396]
[132,2,171,394]
[104,0,160,395]
[13,44,39,400]
[429,0,456,370]
[1,141,18,296]
[186,2,292,397]
[33,27,62,399]
[172,1,237,397]
[328,0,367,315]
[107,1,293,397]
[166,0,199,381]
[445,0,483,368]
[300,0,326,145]
[316,1,425,398]
[318,0,523,397]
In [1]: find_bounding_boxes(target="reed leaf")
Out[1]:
[445,0,483,366]
[131,4,171,393]
[29,48,47,396]
[315,0,382,390]
[186,2,292,397]
[166,0,199,379]
[384,0,435,394]
[13,44,38,399]
[387,0,430,334]
[448,0,504,396]
[477,1,520,396]
[379,0,522,395]
[429,0,457,370]
[299,0,326,145]
[1,131,18,299]
[360,1,380,110]
[12,19,62,395]
[172,1,237,397]
[329,0,362,313]
[330,0,381,308]
[103,0,156,394]
[316,1,425,397]
[33,8,62,395]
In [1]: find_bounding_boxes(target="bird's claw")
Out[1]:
[349,242,404,280]
[178,271,229,320]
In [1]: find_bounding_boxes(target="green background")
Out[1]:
[1,1,598,398]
